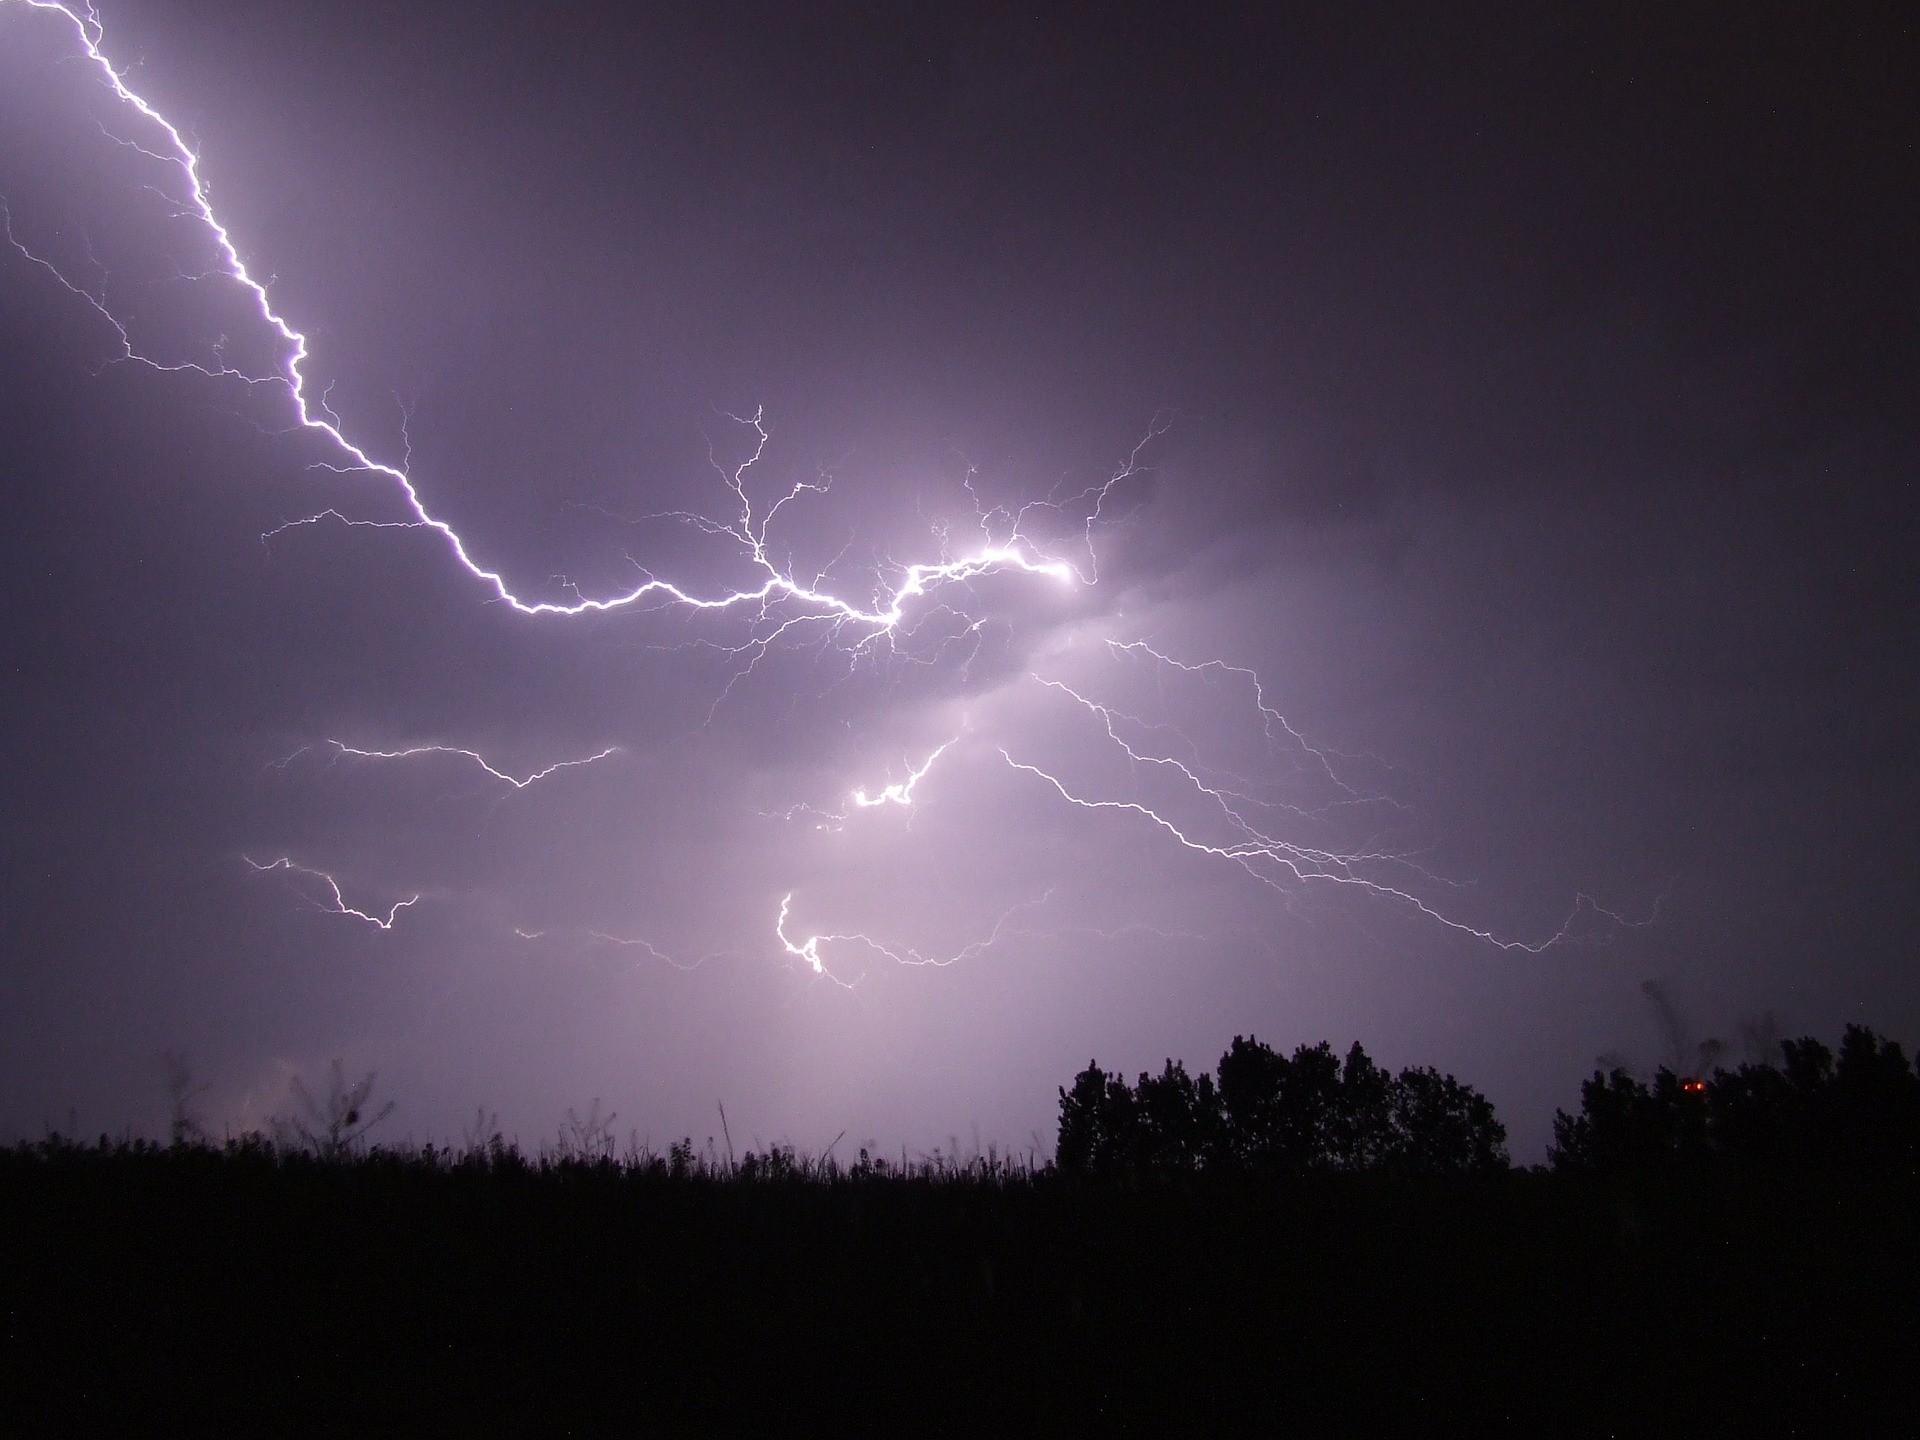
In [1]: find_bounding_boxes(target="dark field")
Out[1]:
[3,1139,1914,1435]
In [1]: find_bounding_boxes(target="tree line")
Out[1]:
[1058,1024,1920,1178]
[69,1022,1920,1182]
[1549,1024,1919,1174]
[1056,1037,1508,1177]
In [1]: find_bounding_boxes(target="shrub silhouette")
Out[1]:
[272,1059,396,1160]
[1058,1037,1508,1177]
[555,1098,619,1163]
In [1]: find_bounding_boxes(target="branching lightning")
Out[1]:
[767,736,961,830]
[5,1,1655,972]
[1,0,1126,675]
[775,890,1047,988]
[774,886,1222,987]
[999,655,1653,952]
[243,856,418,930]
[1103,640,1379,803]
[849,737,956,810]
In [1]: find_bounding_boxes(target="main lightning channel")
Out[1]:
[4,0,1101,636]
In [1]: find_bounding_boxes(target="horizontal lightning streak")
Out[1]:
[320,739,619,790]
[584,930,711,972]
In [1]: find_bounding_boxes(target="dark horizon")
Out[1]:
[0,0,1913,1162]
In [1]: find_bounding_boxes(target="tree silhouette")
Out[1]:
[1059,1037,1507,1177]
[1055,1062,1141,1176]
[1217,1035,1338,1172]
[1132,1059,1222,1173]
[1831,1026,1920,1169]
[1334,1042,1396,1170]
[1389,1065,1508,1175]
[1549,1024,1919,1174]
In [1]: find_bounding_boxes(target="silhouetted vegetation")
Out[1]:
[2,1027,1915,1432]
[269,1058,396,1160]
[1057,1037,1507,1177]
[1551,1024,1920,1174]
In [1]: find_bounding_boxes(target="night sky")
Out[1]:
[1,0,1912,1161]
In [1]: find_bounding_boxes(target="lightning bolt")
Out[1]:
[243,856,418,930]
[583,930,715,973]
[314,740,620,790]
[1104,639,1391,805]
[775,890,1050,987]
[997,654,1654,952]
[6,2,1657,976]
[775,892,864,987]
[849,737,957,810]
[2,0,1122,683]
[505,922,739,975]
[763,736,960,830]
[774,887,1224,987]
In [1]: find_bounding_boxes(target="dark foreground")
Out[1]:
[2,1141,1914,1435]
